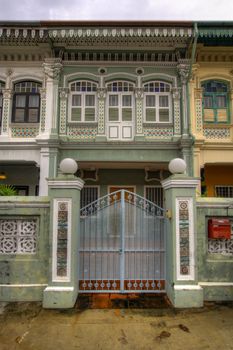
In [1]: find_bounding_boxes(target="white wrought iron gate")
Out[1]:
[78,190,165,293]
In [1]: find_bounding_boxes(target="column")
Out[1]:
[95,87,107,141]
[171,87,181,138]
[177,62,190,136]
[43,172,84,308]
[1,89,12,138]
[161,166,203,308]
[134,87,145,141]
[39,88,47,134]
[42,58,62,138]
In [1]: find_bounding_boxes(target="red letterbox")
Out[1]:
[208,218,231,239]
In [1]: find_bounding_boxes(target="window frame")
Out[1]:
[202,80,230,124]
[0,81,5,128]
[11,81,41,124]
[106,81,134,123]
[69,80,97,123]
[143,81,172,124]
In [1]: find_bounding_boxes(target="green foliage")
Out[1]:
[0,184,18,196]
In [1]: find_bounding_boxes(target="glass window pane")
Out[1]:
[109,95,118,107]
[28,109,39,123]
[122,95,132,107]
[146,95,155,107]
[29,95,39,107]
[159,95,169,107]
[159,109,169,122]
[109,108,119,121]
[71,108,81,121]
[146,109,156,122]
[15,95,26,107]
[85,95,95,107]
[72,95,81,106]
[216,95,226,108]
[85,108,95,121]
[122,108,132,121]
[14,109,25,122]
[204,96,213,108]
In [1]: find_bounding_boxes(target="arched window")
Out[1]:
[143,81,171,123]
[12,81,42,123]
[69,80,97,122]
[0,81,5,128]
[107,81,134,122]
[202,80,229,123]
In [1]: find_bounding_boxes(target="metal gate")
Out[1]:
[78,190,166,293]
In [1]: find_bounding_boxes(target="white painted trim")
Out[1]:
[142,73,177,85]
[52,198,72,283]
[64,72,99,86]
[196,201,233,209]
[44,286,74,292]
[176,197,195,281]
[0,284,47,287]
[174,285,202,291]
[199,282,233,287]
[48,179,84,190]
[162,178,199,190]
[105,72,136,82]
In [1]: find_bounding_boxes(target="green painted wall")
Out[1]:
[197,198,233,301]
[0,197,50,301]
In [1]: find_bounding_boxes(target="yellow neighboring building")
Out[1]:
[191,23,233,197]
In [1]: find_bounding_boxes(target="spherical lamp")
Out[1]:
[59,158,78,174]
[168,158,186,174]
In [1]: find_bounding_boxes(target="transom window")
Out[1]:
[107,81,134,122]
[144,81,171,123]
[12,81,41,123]
[0,81,5,127]
[202,80,229,123]
[70,80,97,122]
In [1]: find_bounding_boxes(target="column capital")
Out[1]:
[97,87,107,99]
[2,88,13,99]
[59,87,69,99]
[177,63,190,84]
[39,87,46,99]
[171,87,181,100]
[43,58,63,80]
[134,87,144,99]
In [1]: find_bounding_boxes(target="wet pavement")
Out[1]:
[0,299,233,350]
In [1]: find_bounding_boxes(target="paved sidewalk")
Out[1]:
[0,302,233,350]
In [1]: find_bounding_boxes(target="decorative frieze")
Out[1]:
[68,126,97,140]
[144,127,173,139]
[176,198,194,280]
[53,199,71,280]
[204,127,230,139]
[0,218,38,254]
[11,126,39,138]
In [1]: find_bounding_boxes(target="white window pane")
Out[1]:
[15,109,25,122]
[159,95,169,107]
[72,95,81,106]
[146,95,155,107]
[29,95,39,108]
[216,95,226,108]
[28,109,39,122]
[85,95,95,107]
[71,108,81,121]
[85,108,95,121]
[16,95,26,107]
[159,109,169,122]
[109,95,118,106]
[122,95,132,107]
[146,109,156,122]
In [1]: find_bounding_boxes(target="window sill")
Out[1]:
[67,122,98,127]
[10,123,40,127]
[203,124,231,128]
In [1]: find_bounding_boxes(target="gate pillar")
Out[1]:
[161,159,203,308]
[43,159,84,308]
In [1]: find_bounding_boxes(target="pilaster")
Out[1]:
[161,174,203,308]
[172,87,181,138]
[59,87,69,136]
[95,87,107,141]
[134,87,145,141]
[1,89,12,138]
[43,175,84,308]
[177,62,190,136]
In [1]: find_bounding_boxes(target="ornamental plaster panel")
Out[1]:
[144,127,173,139]
[11,126,39,138]
[67,126,97,140]
[203,128,230,140]
[59,88,69,135]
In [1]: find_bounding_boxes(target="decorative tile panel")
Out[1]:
[194,88,203,134]
[0,218,38,254]
[97,88,106,135]
[53,199,71,281]
[204,128,230,139]
[59,88,69,135]
[11,126,39,138]
[176,198,194,280]
[172,87,181,135]
[39,88,46,133]
[135,88,144,135]
[144,127,173,139]
[68,126,97,140]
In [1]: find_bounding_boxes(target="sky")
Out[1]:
[0,0,233,21]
